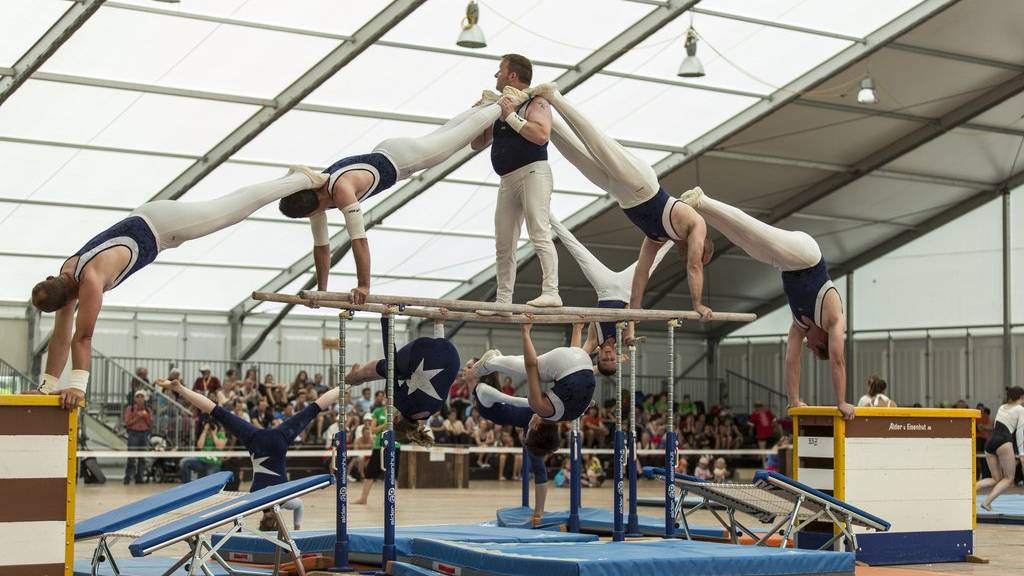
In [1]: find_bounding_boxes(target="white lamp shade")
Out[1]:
[457,24,486,49]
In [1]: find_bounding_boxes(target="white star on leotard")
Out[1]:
[251,455,279,477]
[400,359,443,401]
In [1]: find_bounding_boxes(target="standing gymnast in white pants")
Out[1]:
[528,82,712,322]
[549,217,672,376]
[679,187,854,420]
[31,166,327,408]
[277,98,511,305]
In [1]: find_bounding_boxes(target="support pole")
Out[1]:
[382,310,397,565]
[569,417,581,533]
[626,340,640,537]
[521,446,531,508]
[1003,190,1013,390]
[612,321,626,542]
[331,311,353,572]
[665,319,679,538]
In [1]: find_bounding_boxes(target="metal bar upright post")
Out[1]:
[569,417,581,532]
[665,319,679,538]
[382,310,397,565]
[331,311,353,571]
[626,340,640,536]
[521,445,531,508]
[612,321,626,541]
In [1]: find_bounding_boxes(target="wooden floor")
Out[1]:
[75,479,1024,575]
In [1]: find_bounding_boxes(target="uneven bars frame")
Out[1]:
[287,291,757,323]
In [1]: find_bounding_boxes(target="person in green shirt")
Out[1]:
[180,419,228,482]
[352,405,400,505]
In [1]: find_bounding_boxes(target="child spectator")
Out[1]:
[694,456,712,481]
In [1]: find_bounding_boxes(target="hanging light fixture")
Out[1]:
[457,1,486,49]
[677,26,705,78]
[857,76,878,105]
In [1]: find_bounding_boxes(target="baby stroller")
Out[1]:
[144,434,180,483]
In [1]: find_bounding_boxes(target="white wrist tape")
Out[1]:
[68,369,89,394]
[505,111,527,133]
[309,212,330,246]
[342,203,366,240]
[38,373,60,394]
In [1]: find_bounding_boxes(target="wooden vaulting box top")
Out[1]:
[789,406,980,419]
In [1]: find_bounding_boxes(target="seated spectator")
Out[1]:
[674,455,689,476]
[694,456,712,481]
[348,425,373,482]
[443,411,469,445]
[712,457,729,483]
[239,379,261,410]
[449,362,474,417]
[764,434,791,472]
[288,371,309,401]
[500,376,516,396]
[464,408,480,439]
[429,412,447,444]
[193,366,221,395]
[313,372,327,394]
[858,376,896,408]
[355,387,374,414]
[555,457,571,488]
[748,402,776,450]
[582,406,608,448]
[679,394,697,416]
[180,419,227,482]
[497,429,522,481]
[584,454,605,487]
[250,398,274,429]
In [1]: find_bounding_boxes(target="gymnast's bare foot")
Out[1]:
[980,502,992,512]
[352,498,367,505]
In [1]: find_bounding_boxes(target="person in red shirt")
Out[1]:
[193,365,221,396]
[582,406,608,448]
[123,390,153,484]
[500,376,517,397]
[748,402,777,450]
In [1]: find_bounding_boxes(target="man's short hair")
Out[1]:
[279,190,319,218]
[502,54,533,85]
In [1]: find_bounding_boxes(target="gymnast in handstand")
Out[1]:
[157,378,343,531]
[549,216,673,375]
[277,95,521,304]
[343,317,461,504]
[529,82,713,321]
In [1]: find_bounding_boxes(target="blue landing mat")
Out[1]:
[977,494,1024,524]
[496,506,742,539]
[410,538,856,576]
[74,557,271,576]
[389,561,445,576]
[213,523,597,563]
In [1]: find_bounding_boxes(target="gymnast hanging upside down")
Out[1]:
[528,82,713,322]
[276,96,520,304]
[156,378,345,531]
[30,166,328,408]
[343,318,461,504]
[678,188,855,420]
[549,217,673,376]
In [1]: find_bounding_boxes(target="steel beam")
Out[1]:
[0,0,106,105]
[149,0,425,203]
[234,0,703,351]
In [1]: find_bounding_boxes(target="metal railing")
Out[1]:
[0,358,36,394]
[722,370,788,415]
[89,352,198,449]
[109,357,336,389]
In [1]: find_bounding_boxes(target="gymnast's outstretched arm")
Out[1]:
[521,324,555,419]
[158,379,216,414]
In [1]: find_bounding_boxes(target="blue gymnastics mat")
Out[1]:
[496,506,750,539]
[977,494,1024,524]
[74,557,271,576]
[213,522,598,565]
[410,538,856,576]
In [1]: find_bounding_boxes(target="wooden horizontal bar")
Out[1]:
[284,291,756,323]
[256,293,637,325]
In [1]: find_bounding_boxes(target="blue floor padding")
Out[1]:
[73,557,271,576]
[411,538,856,576]
[389,560,445,576]
[212,523,597,560]
[496,506,744,539]
[976,494,1024,524]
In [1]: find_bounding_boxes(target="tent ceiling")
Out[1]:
[2,0,1019,338]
